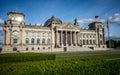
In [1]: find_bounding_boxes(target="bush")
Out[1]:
[0,52,120,75]
[0,58,120,75]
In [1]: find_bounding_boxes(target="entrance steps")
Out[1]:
[68,46,93,52]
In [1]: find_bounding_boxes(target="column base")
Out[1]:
[75,44,77,46]
[61,44,63,47]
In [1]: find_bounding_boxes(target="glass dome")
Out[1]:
[44,17,62,26]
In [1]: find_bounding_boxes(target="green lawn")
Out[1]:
[0,50,120,75]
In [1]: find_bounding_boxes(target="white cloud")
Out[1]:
[0,19,4,31]
[0,19,4,24]
[78,18,105,25]
[109,13,120,24]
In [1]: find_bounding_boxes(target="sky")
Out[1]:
[0,0,120,42]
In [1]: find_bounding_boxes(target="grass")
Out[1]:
[0,50,120,75]
[0,53,56,63]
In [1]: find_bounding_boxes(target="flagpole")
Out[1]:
[107,20,111,48]
[108,26,111,48]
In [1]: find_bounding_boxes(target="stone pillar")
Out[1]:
[76,32,78,46]
[61,31,63,47]
[66,31,68,46]
[77,32,80,46]
[74,31,77,46]
[57,31,59,47]
[10,30,12,45]
[55,31,57,47]
[70,31,73,46]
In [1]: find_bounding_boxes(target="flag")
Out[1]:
[106,20,109,28]
[95,16,99,19]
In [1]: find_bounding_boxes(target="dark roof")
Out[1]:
[44,17,62,26]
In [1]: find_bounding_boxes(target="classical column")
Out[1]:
[76,32,78,46]
[74,31,77,46]
[61,31,63,47]
[58,31,60,46]
[56,31,58,47]
[70,31,73,46]
[78,32,80,45]
[66,31,68,46]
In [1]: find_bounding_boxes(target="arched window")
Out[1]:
[83,40,85,45]
[100,40,102,44]
[80,40,82,44]
[93,40,96,44]
[37,38,40,44]
[90,40,92,44]
[100,34,102,38]
[87,40,89,44]
[47,39,50,45]
[42,38,45,44]
[31,38,34,44]
[25,38,29,44]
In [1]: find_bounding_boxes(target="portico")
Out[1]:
[55,29,80,48]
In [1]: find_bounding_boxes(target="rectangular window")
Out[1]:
[13,39,17,45]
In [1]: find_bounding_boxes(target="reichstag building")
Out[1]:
[2,12,107,53]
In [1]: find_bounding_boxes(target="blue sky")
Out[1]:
[0,0,120,41]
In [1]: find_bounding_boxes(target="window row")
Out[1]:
[81,40,103,45]
[26,32,51,37]
[26,47,51,51]
[25,38,50,45]
[80,34,96,38]
[81,40,96,45]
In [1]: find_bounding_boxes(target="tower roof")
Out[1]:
[44,16,62,27]
[7,12,25,17]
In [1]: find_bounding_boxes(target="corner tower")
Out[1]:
[2,12,25,52]
[7,12,25,25]
[89,22,106,48]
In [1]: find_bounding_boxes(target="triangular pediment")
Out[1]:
[63,23,79,30]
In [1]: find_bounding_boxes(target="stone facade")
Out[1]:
[2,12,107,53]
